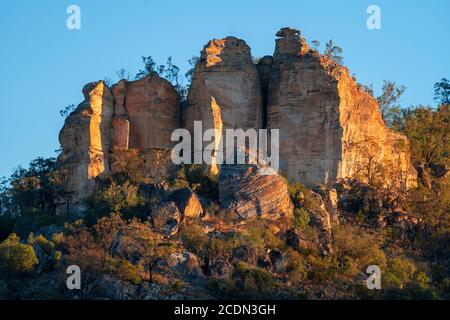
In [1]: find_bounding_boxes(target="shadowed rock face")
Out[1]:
[57,75,180,214]
[267,27,417,189]
[124,76,180,152]
[57,81,114,214]
[184,37,263,174]
[167,188,203,220]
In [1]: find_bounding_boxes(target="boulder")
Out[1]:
[269,250,287,273]
[219,159,294,220]
[167,188,203,220]
[306,192,334,256]
[166,252,205,283]
[94,275,136,300]
[414,163,432,189]
[151,201,181,235]
[285,228,310,251]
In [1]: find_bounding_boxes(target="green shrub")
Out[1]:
[285,248,307,284]
[0,233,38,274]
[179,223,208,258]
[293,208,310,231]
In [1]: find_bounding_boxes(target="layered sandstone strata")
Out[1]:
[184,37,263,174]
[219,159,294,220]
[267,28,417,189]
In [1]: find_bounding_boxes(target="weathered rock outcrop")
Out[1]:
[167,187,203,220]
[57,28,417,217]
[151,201,181,235]
[267,28,417,189]
[218,157,293,220]
[57,81,114,214]
[117,75,180,179]
[184,37,263,174]
[57,75,180,214]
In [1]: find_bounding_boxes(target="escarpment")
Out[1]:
[56,28,417,216]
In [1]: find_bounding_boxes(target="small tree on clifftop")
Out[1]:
[324,39,343,64]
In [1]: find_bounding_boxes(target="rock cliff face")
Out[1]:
[120,75,180,179]
[57,28,417,215]
[57,75,180,214]
[184,37,263,174]
[57,81,114,214]
[267,28,417,189]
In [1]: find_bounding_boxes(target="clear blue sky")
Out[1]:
[0,0,449,178]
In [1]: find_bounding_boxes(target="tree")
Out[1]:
[159,56,187,99]
[59,104,76,118]
[434,78,450,105]
[118,220,174,283]
[62,221,118,299]
[0,233,38,274]
[333,225,386,276]
[135,56,157,80]
[324,39,343,64]
[91,181,144,216]
[310,40,320,51]
[293,208,310,231]
[185,55,199,85]
[115,68,131,81]
[377,80,406,128]
[402,105,449,165]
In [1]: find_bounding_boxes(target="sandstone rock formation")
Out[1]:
[167,187,203,220]
[57,75,180,214]
[113,75,180,180]
[218,158,294,220]
[57,81,114,214]
[184,37,263,174]
[267,27,417,189]
[57,28,418,217]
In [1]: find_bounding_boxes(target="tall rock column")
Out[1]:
[123,75,181,180]
[57,81,114,214]
[184,37,263,174]
[267,28,416,189]
[111,79,129,149]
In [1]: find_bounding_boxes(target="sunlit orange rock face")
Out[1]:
[267,28,417,189]
[184,37,263,174]
[57,81,114,214]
